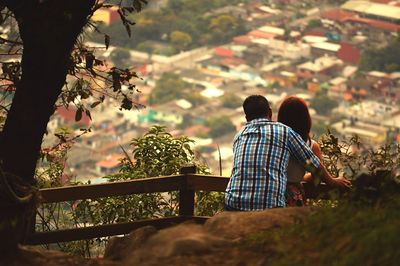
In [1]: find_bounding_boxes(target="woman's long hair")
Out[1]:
[278,96,311,142]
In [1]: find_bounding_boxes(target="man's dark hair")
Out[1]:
[243,95,270,122]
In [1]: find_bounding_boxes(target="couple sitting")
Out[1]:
[225,95,351,211]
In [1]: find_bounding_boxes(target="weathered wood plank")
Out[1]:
[186,174,229,192]
[26,216,209,245]
[39,175,186,203]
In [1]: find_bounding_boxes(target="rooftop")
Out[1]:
[96,154,124,169]
[341,0,400,20]
[298,56,343,72]
[311,42,341,52]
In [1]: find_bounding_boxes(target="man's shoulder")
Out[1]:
[266,121,292,132]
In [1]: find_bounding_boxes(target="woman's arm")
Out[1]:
[303,141,351,188]
[303,141,322,182]
[306,141,351,188]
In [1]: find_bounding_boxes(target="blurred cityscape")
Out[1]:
[41,0,400,182]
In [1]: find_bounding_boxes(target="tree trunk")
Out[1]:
[0,0,95,250]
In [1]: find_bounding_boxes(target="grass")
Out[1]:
[240,196,400,266]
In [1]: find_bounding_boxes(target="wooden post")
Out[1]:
[179,165,196,216]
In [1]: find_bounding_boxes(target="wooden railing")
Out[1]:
[26,166,331,245]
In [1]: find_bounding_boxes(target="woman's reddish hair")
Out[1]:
[278,96,311,142]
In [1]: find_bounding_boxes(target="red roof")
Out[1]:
[96,154,124,169]
[371,0,392,3]
[344,17,400,32]
[321,8,355,22]
[219,57,245,67]
[56,107,91,126]
[304,30,326,37]
[184,125,210,136]
[337,43,360,64]
[233,35,252,44]
[214,47,234,57]
[248,30,277,39]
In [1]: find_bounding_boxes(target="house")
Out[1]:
[55,107,91,127]
[346,79,372,100]
[296,56,343,80]
[264,39,310,60]
[91,7,119,26]
[311,42,341,57]
[328,77,347,99]
[337,43,360,64]
[95,154,124,175]
[332,119,388,144]
[261,67,297,89]
[341,0,400,25]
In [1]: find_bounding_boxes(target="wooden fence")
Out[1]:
[26,167,331,245]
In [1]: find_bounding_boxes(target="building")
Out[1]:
[341,0,400,25]
[91,7,119,26]
[95,154,124,175]
[296,56,343,79]
[265,39,311,60]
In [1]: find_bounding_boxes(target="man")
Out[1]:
[225,95,351,211]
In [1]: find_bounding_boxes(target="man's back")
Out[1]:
[225,118,319,210]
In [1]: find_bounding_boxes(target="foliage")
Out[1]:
[319,132,400,203]
[148,73,188,105]
[170,31,192,51]
[148,72,206,107]
[74,125,223,226]
[206,116,236,138]
[310,92,338,116]
[109,48,132,69]
[306,19,322,29]
[90,0,247,52]
[359,37,400,72]
[319,133,400,180]
[35,126,224,256]
[221,93,242,109]
[0,1,146,126]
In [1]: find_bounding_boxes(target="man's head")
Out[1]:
[243,95,272,122]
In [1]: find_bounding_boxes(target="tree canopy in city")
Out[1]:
[359,37,400,73]
[0,0,146,250]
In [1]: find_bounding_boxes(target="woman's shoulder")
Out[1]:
[310,139,322,159]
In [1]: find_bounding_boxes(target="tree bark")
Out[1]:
[0,0,96,248]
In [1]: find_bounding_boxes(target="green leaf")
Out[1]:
[90,101,102,108]
[85,109,92,120]
[75,108,82,122]
[104,34,110,50]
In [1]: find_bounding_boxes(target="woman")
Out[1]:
[278,96,336,206]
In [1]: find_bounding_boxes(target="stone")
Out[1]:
[104,225,157,261]
[204,207,313,240]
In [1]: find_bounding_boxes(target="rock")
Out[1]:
[119,223,230,265]
[0,245,113,266]
[103,207,313,265]
[104,225,157,260]
[204,207,313,240]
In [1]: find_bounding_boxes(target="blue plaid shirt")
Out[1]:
[225,118,320,210]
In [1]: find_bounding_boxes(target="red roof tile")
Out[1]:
[337,43,361,64]
[184,125,210,136]
[233,35,252,44]
[321,8,355,22]
[96,154,124,169]
[248,30,277,39]
[214,47,234,57]
[56,107,91,126]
